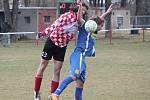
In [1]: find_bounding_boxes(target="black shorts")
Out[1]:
[41,37,67,61]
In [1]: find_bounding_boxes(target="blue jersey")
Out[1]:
[69,22,97,83]
[75,23,96,57]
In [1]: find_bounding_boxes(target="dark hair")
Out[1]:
[90,16,104,34]
[70,3,79,13]
[82,3,89,10]
[70,3,89,13]
[82,3,89,21]
[90,16,104,25]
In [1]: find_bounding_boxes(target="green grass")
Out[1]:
[0,40,150,100]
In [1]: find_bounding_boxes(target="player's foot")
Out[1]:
[48,95,51,100]
[50,93,59,100]
[34,91,41,100]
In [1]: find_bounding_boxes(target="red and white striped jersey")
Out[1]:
[41,11,78,48]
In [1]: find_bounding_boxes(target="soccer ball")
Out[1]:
[85,20,97,32]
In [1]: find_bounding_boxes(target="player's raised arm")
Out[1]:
[35,28,51,39]
[77,0,81,3]
[77,1,85,25]
[99,4,113,20]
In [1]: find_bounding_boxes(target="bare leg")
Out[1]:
[34,59,49,100]
[50,60,63,93]
[36,59,49,77]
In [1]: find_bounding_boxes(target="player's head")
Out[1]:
[70,3,89,14]
[82,3,89,20]
[90,16,104,33]
[70,3,80,13]
[82,3,89,15]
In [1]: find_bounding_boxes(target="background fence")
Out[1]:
[130,16,150,28]
[0,28,150,47]
[97,28,150,45]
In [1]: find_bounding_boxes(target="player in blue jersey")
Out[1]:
[50,2,113,100]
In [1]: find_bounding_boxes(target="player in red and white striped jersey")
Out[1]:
[41,11,78,47]
[34,2,89,100]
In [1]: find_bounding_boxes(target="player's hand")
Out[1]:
[77,0,81,3]
[106,4,113,13]
[35,32,42,39]
[77,0,82,5]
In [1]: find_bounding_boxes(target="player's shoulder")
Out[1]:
[63,11,73,15]
[60,11,74,19]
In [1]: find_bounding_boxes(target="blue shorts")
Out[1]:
[69,51,86,83]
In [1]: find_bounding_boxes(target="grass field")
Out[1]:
[0,40,150,100]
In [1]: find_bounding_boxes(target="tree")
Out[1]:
[3,0,12,27]
[12,0,19,31]
[129,0,136,15]
[3,0,19,42]
[3,0,19,32]
[121,0,127,7]
[36,0,46,7]
[105,0,111,38]
[135,0,150,15]
[24,0,30,7]
[41,0,46,7]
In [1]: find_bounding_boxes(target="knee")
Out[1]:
[40,59,49,67]
[53,61,63,76]
[77,83,84,88]
[36,60,48,75]
[70,75,77,81]
[76,80,84,88]
[54,67,61,76]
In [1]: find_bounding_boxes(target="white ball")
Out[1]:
[85,20,97,32]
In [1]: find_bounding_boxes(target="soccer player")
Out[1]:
[33,2,80,100]
[51,3,113,100]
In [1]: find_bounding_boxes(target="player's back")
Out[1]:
[45,11,78,47]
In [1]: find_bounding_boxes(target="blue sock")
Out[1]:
[54,76,74,96]
[75,87,83,100]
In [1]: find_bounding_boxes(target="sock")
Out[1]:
[51,80,59,93]
[75,87,83,100]
[34,76,42,92]
[54,76,74,96]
